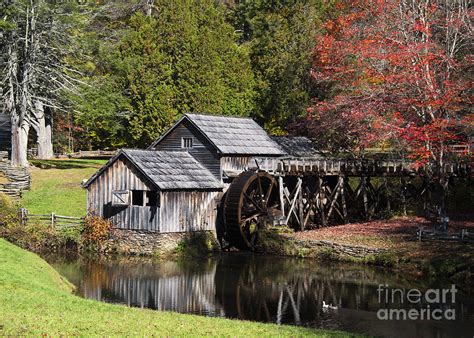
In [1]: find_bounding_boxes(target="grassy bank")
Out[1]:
[0,239,352,336]
[22,159,106,217]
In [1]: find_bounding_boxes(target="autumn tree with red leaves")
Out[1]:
[297,0,472,170]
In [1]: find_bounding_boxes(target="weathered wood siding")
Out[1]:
[152,120,221,179]
[87,157,160,231]
[160,191,221,232]
[87,156,220,232]
[0,114,11,153]
[220,156,253,174]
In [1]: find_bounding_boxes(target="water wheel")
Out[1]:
[223,171,278,250]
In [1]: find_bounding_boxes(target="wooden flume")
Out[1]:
[222,156,471,250]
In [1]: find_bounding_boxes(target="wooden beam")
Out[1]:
[340,176,347,223]
[298,177,304,231]
[278,176,285,217]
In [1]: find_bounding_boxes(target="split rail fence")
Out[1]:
[417,227,474,243]
[20,209,84,228]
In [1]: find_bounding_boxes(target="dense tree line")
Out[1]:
[59,0,332,151]
[1,0,331,158]
[2,0,470,165]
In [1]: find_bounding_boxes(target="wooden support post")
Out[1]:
[327,178,342,220]
[361,177,369,220]
[340,176,347,223]
[298,177,304,231]
[284,179,302,226]
[400,178,407,216]
[279,176,285,218]
[51,212,55,227]
[384,177,391,213]
[318,177,327,226]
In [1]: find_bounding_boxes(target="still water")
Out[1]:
[43,252,473,338]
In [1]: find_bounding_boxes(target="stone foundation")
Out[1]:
[101,229,219,256]
[289,237,384,258]
[256,230,385,260]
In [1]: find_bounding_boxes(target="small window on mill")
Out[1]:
[146,191,159,207]
[182,137,193,148]
[131,190,144,206]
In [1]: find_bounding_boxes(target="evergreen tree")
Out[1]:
[228,0,331,133]
[72,0,256,149]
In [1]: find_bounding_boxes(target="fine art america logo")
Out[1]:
[377,284,457,321]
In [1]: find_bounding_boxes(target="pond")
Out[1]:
[42,252,473,338]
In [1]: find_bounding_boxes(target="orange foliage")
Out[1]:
[82,214,112,246]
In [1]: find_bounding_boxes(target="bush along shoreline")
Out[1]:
[0,193,220,257]
[0,193,81,251]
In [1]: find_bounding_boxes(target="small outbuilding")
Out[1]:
[83,149,222,232]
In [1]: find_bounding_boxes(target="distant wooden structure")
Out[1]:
[0,114,11,156]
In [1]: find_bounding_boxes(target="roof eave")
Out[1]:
[160,186,223,192]
[219,152,286,157]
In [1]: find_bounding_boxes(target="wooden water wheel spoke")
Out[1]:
[243,192,266,213]
[264,182,274,206]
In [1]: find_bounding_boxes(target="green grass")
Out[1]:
[0,239,354,336]
[22,159,106,217]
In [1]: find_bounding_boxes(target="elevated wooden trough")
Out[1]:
[256,156,471,177]
[222,156,471,249]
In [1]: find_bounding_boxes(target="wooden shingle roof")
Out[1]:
[150,113,286,156]
[272,136,324,158]
[84,149,222,191]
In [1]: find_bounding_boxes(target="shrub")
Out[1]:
[81,214,112,247]
[176,232,217,257]
[0,194,82,250]
[0,193,20,227]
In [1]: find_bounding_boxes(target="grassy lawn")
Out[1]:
[22,159,106,217]
[0,239,352,336]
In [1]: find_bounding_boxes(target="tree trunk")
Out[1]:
[33,101,54,159]
[10,117,30,167]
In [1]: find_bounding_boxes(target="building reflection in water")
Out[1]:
[47,253,473,338]
[80,258,225,317]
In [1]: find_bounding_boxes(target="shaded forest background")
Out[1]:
[1,0,330,153]
[1,0,471,166]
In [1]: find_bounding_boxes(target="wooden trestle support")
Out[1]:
[222,157,471,250]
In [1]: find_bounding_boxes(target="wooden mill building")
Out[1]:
[84,114,285,232]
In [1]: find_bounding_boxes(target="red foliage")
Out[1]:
[298,0,472,165]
